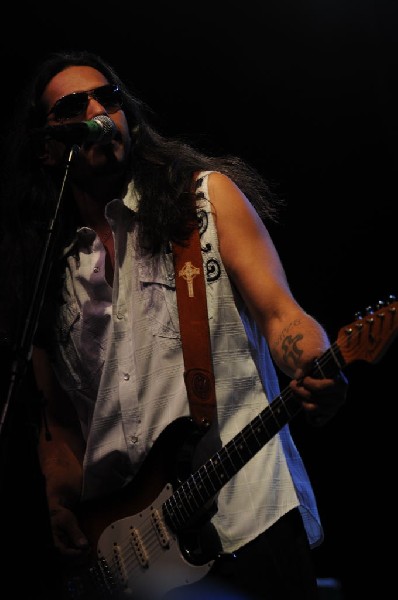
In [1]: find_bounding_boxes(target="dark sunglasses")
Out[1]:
[47,84,123,122]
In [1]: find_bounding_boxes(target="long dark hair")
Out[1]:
[0,49,281,350]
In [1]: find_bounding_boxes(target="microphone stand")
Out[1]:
[0,144,79,441]
[0,144,79,597]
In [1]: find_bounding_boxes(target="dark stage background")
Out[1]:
[0,2,397,599]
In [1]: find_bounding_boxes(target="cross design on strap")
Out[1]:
[179,261,200,297]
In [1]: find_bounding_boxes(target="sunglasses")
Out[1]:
[47,84,123,122]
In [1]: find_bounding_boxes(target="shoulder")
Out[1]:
[194,170,234,187]
[195,171,245,211]
[198,172,261,230]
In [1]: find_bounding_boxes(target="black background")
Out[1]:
[0,1,397,598]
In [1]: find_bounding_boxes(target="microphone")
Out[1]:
[35,115,117,145]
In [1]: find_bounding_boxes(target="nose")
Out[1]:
[86,96,108,120]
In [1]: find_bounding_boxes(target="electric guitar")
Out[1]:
[63,297,398,600]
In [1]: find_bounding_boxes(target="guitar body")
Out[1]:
[63,417,217,600]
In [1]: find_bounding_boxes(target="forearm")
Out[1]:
[269,311,330,379]
[32,345,85,509]
[38,426,83,510]
[38,425,90,556]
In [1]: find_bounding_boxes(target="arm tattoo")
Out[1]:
[281,333,304,368]
[274,319,304,369]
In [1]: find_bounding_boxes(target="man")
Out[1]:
[0,50,347,599]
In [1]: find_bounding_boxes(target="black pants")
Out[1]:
[164,508,320,600]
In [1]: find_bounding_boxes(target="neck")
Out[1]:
[72,191,111,239]
[70,172,127,226]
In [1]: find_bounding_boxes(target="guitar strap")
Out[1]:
[172,175,217,428]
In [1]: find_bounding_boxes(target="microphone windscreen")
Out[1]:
[89,115,117,144]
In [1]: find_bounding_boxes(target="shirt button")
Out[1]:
[123,373,130,381]
[129,436,138,445]
[93,267,99,273]
[117,312,123,320]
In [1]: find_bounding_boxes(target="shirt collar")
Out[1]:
[60,179,140,257]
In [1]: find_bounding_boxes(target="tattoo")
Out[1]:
[281,334,304,368]
[277,320,304,369]
[275,319,302,347]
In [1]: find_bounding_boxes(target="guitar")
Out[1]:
[63,297,398,600]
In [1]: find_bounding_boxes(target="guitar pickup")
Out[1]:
[111,543,128,588]
[130,527,149,568]
[151,508,170,548]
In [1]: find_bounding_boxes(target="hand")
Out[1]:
[289,369,348,426]
[48,504,90,562]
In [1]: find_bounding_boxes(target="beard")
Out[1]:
[68,140,131,197]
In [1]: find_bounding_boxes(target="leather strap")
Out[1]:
[172,182,216,427]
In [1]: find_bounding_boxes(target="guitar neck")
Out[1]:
[164,343,345,531]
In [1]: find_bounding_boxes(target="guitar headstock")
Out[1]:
[336,295,398,366]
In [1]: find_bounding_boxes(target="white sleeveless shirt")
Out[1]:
[49,171,323,552]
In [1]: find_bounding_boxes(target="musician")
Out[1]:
[0,50,347,599]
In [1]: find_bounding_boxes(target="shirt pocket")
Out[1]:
[138,254,180,339]
[52,299,110,391]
